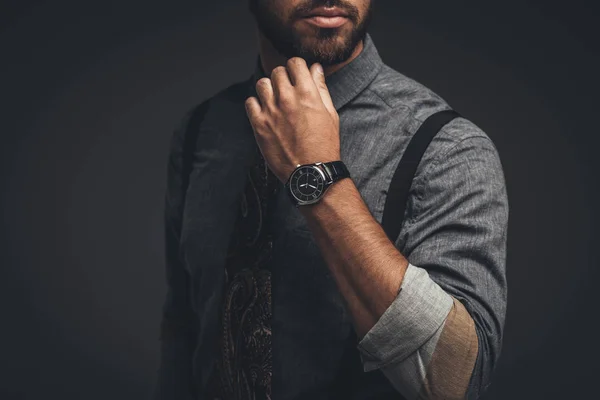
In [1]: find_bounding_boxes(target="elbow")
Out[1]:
[463,320,502,400]
[416,297,480,400]
[371,297,484,400]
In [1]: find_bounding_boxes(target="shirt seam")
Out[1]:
[356,264,454,369]
[407,133,493,225]
[364,87,397,110]
[358,298,452,370]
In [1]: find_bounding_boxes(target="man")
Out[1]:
[152,0,508,399]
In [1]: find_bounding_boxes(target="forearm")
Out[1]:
[299,177,479,399]
[299,177,408,338]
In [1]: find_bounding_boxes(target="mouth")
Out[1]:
[300,6,350,29]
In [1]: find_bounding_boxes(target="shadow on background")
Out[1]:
[1,1,598,399]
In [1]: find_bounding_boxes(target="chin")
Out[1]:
[295,25,351,44]
[296,36,354,64]
[301,35,345,49]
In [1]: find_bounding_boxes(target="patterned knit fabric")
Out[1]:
[202,152,280,400]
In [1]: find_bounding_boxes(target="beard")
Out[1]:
[249,0,373,66]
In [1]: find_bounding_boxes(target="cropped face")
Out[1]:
[249,0,373,66]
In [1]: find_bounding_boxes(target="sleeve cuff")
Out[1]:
[357,262,454,371]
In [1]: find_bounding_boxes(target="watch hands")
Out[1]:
[298,175,316,190]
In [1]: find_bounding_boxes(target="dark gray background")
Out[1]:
[1,1,598,399]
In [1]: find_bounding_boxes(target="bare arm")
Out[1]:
[299,134,507,400]
[244,56,507,400]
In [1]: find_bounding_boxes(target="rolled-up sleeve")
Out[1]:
[357,264,453,372]
[357,129,508,400]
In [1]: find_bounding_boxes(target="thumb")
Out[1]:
[310,63,336,117]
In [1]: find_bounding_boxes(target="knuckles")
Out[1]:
[250,114,267,130]
[287,57,307,70]
[254,58,324,110]
[256,77,271,91]
[276,93,295,109]
[271,66,287,79]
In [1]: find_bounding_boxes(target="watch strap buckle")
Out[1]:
[315,162,334,185]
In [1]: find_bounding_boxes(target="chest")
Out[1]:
[179,104,413,294]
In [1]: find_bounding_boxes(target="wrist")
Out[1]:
[299,177,355,216]
[284,160,350,208]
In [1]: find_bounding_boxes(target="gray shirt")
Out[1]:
[152,32,508,400]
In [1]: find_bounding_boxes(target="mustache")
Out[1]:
[290,0,360,24]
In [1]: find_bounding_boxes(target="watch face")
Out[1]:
[289,165,326,204]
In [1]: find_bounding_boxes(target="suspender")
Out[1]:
[184,106,462,247]
[180,101,211,207]
[331,109,463,399]
[181,95,463,398]
[381,109,462,244]
[183,89,461,249]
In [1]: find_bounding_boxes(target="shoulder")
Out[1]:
[367,64,450,120]
[169,76,254,151]
[369,64,500,168]
[181,77,253,130]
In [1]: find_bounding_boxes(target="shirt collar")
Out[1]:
[249,33,383,111]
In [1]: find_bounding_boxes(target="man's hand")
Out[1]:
[245,57,341,183]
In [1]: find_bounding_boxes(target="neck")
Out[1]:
[257,32,364,77]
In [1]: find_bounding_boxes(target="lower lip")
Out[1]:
[303,16,349,28]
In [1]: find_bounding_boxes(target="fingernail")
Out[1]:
[316,63,324,75]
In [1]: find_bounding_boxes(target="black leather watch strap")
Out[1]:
[322,161,350,183]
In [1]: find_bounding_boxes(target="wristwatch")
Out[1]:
[284,161,351,207]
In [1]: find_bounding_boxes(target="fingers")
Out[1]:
[310,62,336,116]
[245,96,262,125]
[286,57,315,92]
[254,59,335,116]
[271,66,292,100]
[255,77,274,110]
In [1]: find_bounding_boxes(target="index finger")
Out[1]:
[286,57,316,92]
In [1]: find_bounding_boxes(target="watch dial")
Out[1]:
[290,166,325,203]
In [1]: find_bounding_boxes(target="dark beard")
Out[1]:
[249,0,373,66]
